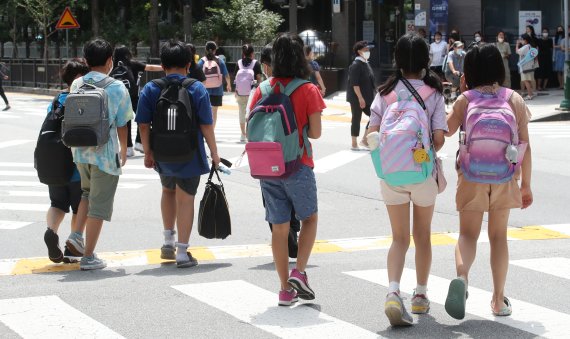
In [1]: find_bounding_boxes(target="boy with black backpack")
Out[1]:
[136,40,220,268]
[37,58,89,264]
[65,38,134,270]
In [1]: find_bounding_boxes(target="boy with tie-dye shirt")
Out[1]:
[69,38,134,270]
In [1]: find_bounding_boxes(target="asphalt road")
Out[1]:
[0,92,569,339]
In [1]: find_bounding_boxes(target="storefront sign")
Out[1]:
[429,0,448,38]
[332,0,340,13]
[415,10,427,27]
[363,20,375,42]
[519,11,541,35]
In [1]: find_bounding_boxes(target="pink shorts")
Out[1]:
[380,177,438,207]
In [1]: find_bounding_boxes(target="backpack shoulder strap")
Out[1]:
[283,78,310,96]
[259,79,273,97]
[237,59,243,69]
[497,87,514,102]
[462,89,479,102]
[417,86,436,101]
[151,78,170,91]
[181,77,197,89]
[93,76,115,89]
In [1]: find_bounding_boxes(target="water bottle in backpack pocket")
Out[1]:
[61,77,114,147]
[458,88,527,184]
[150,77,199,163]
[245,78,311,179]
[371,86,435,186]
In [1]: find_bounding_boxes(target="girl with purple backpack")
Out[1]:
[368,33,447,326]
[444,44,533,320]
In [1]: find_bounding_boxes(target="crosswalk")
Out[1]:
[1,253,568,338]
[528,122,570,138]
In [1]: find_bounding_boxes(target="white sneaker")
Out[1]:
[126,147,135,157]
[240,135,247,143]
[134,142,144,153]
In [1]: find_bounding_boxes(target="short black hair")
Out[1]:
[60,58,89,87]
[260,46,272,65]
[435,31,442,37]
[113,45,132,67]
[83,38,113,68]
[185,43,197,66]
[160,40,191,69]
[353,40,368,54]
[464,44,505,88]
[271,33,311,79]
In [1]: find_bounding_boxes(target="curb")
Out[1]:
[1,225,567,276]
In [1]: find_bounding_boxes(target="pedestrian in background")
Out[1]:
[445,41,466,97]
[429,31,448,80]
[0,62,10,111]
[112,45,162,157]
[536,27,553,91]
[248,33,325,306]
[198,41,231,128]
[304,45,326,97]
[517,34,539,100]
[554,26,566,89]
[347,40,375,151]
[43,58,89,264]
[495,31,512,88]
[444,43,533,320]
[234,43,262,142]
[368,33,447,326]
[185,43,206,83]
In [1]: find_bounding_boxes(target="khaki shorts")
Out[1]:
[77,163,119,221]
[456,172,522,212]
[520,71,535,82]
[236,95,249,124]
[380,177,438,207]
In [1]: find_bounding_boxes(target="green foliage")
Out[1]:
[194,0,284,43]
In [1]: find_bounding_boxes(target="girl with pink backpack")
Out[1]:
[368,33,448,326]
[444,44,533,320]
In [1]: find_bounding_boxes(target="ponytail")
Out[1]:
[242,44,254,58]
[205,41,217,61]
[423,68,443,94]
[378,69,402,96]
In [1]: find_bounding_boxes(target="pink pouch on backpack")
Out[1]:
[245,142,285,178]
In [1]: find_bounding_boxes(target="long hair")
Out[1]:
[271,33,312,79]
[378,33,443,96]
[185,43,197,67]
[113,45,132,67]
[242,44,254,59]
[205,41,217,61]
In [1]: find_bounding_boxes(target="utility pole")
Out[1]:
[289,0,297,34]
[560,0,570,110]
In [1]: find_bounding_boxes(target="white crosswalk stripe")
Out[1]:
[528,123,570,138]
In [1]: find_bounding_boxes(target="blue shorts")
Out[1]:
[260,165,318,224]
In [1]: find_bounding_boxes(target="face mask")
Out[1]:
[107,61,114,75]
[455,49,463,55]
[543,33,549,38]
[498,37,504,43]
[435,38,441,43]
[475,36,481,42]
[362,51,371,60]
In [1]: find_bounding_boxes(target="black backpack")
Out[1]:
[150,77,199,163]
[109,61,137,99]
[34,93,75,185]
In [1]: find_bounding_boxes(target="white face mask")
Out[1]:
[435,38,441,43]
[107,61,114,75]
[362,51,371,60]
[455,49,463,55]
[475,36,482,42]
[498,37,504,43]
[542,32,549,38]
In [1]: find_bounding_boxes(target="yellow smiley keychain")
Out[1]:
[413,147,430,163]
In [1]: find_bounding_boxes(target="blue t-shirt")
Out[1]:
[47,92,80,183]
[197,57,228,96]
[135,74,212,178]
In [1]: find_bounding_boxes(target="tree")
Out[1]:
[194,0,284,43]
[91,0,100,37]
[148,0,159,57]
[19,0,65,60]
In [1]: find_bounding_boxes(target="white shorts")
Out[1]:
[380,177,438,207]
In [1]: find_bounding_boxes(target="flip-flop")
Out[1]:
[445,277,467,320]
[492,297,512,316]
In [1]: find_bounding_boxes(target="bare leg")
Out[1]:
[212,106,219,129]
[46,207,66,232]
[272,222,291,290]
[72,198,88,234]
[83,218,104,257]
[487,209,510,313]
[296,213,318,272]
[161,187,176,232]
[412,204,435,286]
[455,211,484,281]
[386,203,411,285]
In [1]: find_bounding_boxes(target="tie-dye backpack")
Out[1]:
[458,88,527,184]
[371,84,435,186]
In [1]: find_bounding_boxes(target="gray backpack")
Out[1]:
[62,77,115,147]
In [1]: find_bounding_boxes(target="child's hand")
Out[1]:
[520,185,533,209]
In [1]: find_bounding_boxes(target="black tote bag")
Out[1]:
[198,164,231,239]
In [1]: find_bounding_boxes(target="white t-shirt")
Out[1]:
[429,41,449,67]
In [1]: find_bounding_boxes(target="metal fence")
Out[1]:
[0,58,66,89]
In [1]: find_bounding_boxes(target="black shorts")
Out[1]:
[48,181,82,214]
[160,175,201,196]
[209,95,223,107]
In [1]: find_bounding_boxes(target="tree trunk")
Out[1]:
[43,25,49,60]
[91,0,100,37]
[11,10,17,58]
[289,0,297,34]
[183,2,192,42]
[149,0,159,58]
[55,31,61,59]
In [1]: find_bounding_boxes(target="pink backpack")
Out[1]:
[235,59,256,96]
[202,57,223,89]
[459,88,527,184]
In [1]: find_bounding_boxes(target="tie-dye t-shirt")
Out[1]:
[69,71,134,176]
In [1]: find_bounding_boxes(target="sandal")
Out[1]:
[445,277,468,320]
[523,95,533,101]
[492,297,512,316]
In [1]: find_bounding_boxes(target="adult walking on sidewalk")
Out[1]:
[0,62,10,111]
[347,41,375,151]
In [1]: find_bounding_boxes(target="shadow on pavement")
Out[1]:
[135,262,232,276]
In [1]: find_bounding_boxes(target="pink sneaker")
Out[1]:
[287,268,315,300]
[278,288,298,306]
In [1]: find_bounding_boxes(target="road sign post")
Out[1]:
[55,7,80,59]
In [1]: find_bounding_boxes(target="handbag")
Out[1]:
[198,163,231,239]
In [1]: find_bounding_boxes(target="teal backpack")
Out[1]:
[245,78,311,179]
